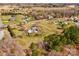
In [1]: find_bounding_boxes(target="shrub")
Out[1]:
[64,26,79,44]
[43,26,79,51]
[44,34,63,51]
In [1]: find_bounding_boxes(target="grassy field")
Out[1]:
[1,15,73,49]
[12,20,60,49]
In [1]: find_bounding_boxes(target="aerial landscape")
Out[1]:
[0,3,79,56]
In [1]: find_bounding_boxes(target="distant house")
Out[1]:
[32,26,39,33]
[70,16,75,21]
[27,26,39,35]
[23,16,30,23]
[28,28,33,34]
[70,16,79,22]
[47,15,53,20]
[74,16,79,20]
[24,16,29,21]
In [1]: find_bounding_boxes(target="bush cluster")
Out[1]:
[44,26,79,51]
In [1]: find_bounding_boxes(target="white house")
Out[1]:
[27,26,39,35]
[28,29,33,34]
[48,15,53,20]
